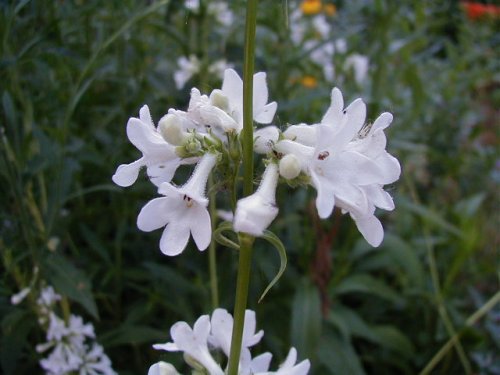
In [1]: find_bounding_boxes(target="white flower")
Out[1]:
[233,163,279,236]
[208,2,234,26]
[112,105,181,187]
[152,309,310,375]
[208,59,233,80]
[218,68,277,128]
[254,126,280,154]
[137,153,217,256]
[153,315,224,375]
[79,343,117,375]
[174,55,201,90]
[209,309,264,374]
[276,88,400,246]
[345,53,369,84]
[11,287,31,305]
[185,0,200,12]
[147,362,180,375]
[256,348,311,375]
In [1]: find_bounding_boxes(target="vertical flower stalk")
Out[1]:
[227,0,258,374]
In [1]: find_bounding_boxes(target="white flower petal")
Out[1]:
[160,221,191,256]
[253,72,269,111]
[112,159,144,187]
[139,105,155,130]
[321,87,344,126]
[152,343,179,352]
[251,352,272,372]
[372,112,393,132]
[312,173,335,219]
[352,214,384,247]
[189,205,211,251]
[137,197,171,232]
[147,160,180,186]
[254,102,277,124]
[254,126,279,154]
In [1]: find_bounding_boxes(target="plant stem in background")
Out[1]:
[405,177,471,374]
[227,0,258,374]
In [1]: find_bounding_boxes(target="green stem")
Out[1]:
[208,176,220,309]
[241,0,257,198]
[420,291,500,375]
[405,177,471,373]
[227,1,258,374]
[227,234,254,375]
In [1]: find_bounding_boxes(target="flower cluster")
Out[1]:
[149,308,310,375]
[31,286,116,375]
[172,1,235,90]
[114,68,399,252]
[290,1,369,85]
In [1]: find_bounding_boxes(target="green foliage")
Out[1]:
[1,0,498,374]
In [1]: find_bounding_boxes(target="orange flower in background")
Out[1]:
[461,2,500,20]
[301,0,322,15]
[323,4,337,16]
[301,75,318,88]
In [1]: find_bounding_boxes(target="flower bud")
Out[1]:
[147,361,180,375]
[279,154,301,180]
[209,89,229,112]
[233,163,279,236]
[159,114,189,146]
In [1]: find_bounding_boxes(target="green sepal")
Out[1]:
[213,221,240,250]
[258,230,287,303]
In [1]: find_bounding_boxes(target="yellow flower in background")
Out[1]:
[301,75,318,88]
[323,4,337,16]
[301,0,322,15]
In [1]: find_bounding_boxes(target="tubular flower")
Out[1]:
[233,163,279,236]
[137,153,217,256]
[274,87,400,247]
[112,105,182,187]
[152,309,310,375]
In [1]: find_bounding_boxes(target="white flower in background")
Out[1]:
[208,59,233,80]
[112,105,181,187]
[275,88,400,246]
[147,361,180,375]
[208,2,234,26]
[152,309,310,375]
[345,53,370,84]
[185,0,200,12]
[174,55,201,90]
[233,163,279,236]
[11,287,31,305]
[36,300,116,375]
[137,153,217,256]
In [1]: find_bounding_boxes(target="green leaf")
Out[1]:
[317,328,366,375]
[398,197,462,237]
[333,274,404,305]
[44,254,99,319]
[99,325,167,347]
[291,280,322,362]
[258,230,287,302]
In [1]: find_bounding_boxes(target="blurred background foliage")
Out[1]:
[1,0,499,374]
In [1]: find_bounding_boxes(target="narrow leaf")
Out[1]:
[258,230,287,302]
